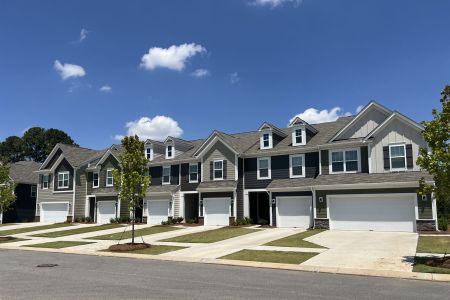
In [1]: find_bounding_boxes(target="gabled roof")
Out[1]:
[9,161,41,184]
[329,101,392,142]
[39,143,102,170]
[288,116,318,133]
[258,122,287,137]
[364,112,424,141]
[193,130,239,157]
[94,149,120,167]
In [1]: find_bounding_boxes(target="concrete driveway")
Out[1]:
[302,231,418,272]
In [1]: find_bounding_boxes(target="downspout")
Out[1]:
[310,186,316,229]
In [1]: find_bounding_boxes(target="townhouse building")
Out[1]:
[34,101,437,232]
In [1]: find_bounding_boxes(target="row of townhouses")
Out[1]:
[33,101,437,232]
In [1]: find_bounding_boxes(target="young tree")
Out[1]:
[112,135,150,244]
[0,159,16,224]
[417,85,450,212]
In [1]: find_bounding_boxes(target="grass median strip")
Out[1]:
[87,226,182,240]
[32,224,124,238]
[0,237,29,244]
[417,236,450,254]
[24,241,94,249]
[413,257,450,274]
[103,245,186,255]
[221,249,318,264]
[0,223,72,236]
[265,229,326,248]
[161,227,260,243]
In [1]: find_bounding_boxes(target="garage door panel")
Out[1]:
[329,194,416,232]
[41,203,68,223]
[277,197,311,228]
[147,200,169,225]
[97,201,116,224]
[204,198,229,226]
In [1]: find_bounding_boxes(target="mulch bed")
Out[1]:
[0,237,15,241]
[108,243,151,252]
[423,257,450,269]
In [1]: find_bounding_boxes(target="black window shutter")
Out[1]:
[198,162,201,182]
[49,174,52,188]
[210,161,213,180]
[383,146,390,170]
[223,160,227,179]
[169,166,173,184]
[185,164,189,183]
[406,144,413,169]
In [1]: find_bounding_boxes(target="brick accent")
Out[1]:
[416,220,436,231]
[198,216,204,225]
[229,216,236,226]
[314,219,329,229]
[142,216,147,224]
[66,216,73,223]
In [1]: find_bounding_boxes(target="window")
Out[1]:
[257,157,271,179]
[57,171,69,188]
[42,174,49,189]
[330,149,359,173]
[292,127,305,146]
[290,154,305,178]
[163,166,171,184]
[295,129,303,144]
[389,144,406,171]
[260,132,272,149]
[189,163,198,183]
[106,169,114,187]
[93,172,99,188]
[213,160,223,180]
[166,145,173,159]
[145,147,152,160]
[30,185,37,197]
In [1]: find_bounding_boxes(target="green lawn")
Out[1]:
[265,229,326,248]
[24,241,93,249]
[0,223,15,227]
[105,245,185,255]
[32,224,124,238]
[417,236,450,254]
[0,237,29,244]
[221,249,318,264]
[413,257,450,274]
[0,223,72,236]
[87,226,182,240]
[161,227,260,243]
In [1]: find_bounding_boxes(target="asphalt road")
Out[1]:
[0,249,448,300]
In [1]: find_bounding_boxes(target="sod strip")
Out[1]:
[161,227,260,243]
[221,249,318,265]
[24,241,94,249]
[32,224,124,238]
[87,226,181,240]
[0,223,72,236]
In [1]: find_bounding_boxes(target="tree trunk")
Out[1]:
[131,206,135,244]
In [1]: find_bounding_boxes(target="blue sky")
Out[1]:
[1,0,449,149]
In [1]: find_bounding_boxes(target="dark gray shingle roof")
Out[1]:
[9,161,41,184]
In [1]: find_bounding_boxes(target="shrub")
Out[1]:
[232,217,253,226]
[438,216,448,231]
[259,218,268,226]
[175,217,184,224]
[186,218,198,224]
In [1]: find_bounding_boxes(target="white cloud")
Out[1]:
[140,43,206,71]
[191,68,210,78]
[100,85,112,92]
[289,105,363,125]
[79,28,89,42]
[229,72,240,84]
[250,0,302,8]
[116,115,183,141]
[54,60,86,80]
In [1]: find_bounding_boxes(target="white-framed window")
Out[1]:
[145,147,153,160]
[93,172,99,188]
[389,144,407,171]
[189,163,198,183]
[57,171,69,188]
[42,174,49,189]
[30,185,37,197]
[260,132,272,149]
[213,160,223,180]
[330,149,360,174]
[257,157,271,180]
[290,154,305,178]
[166,145,174,159]
[162,166,171,184]
[292,127,306,146]
[106,169,114,187]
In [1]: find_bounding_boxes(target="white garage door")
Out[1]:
[277,196,312,228]
[329,194,416,232]
[41,203,68,223]
[97,201,116,224]
[147,200,170,225]
[204,198,230,226]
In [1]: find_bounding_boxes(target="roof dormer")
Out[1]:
[288,117,318,146]
[164,138,175,159]
[258,122,287,150]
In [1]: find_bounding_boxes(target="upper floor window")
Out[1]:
[93,172,99,188]
[31,185,37,197]
[330,149,359,174]
[260,132,272,149]
[57,171,69,188]
[257,157,271,179]
[389,144,406,171]
[106,169,114,187]
[166,145,174,159]
[213,160,223,180]
[189,163,198,183]
[290,154,305,178]
[292,127,306,146]
[145,147,153,160]
[162,166,171,184]
[42,174,49,189]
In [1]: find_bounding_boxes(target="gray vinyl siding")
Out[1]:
[203,141,235,181]
[54,159,74,191]
[339,108,388,140]
[99,156,119,188]
[36,188,73,216]
[370,118,427,173]
[74,167,87,218]
[321,150,329,175]
[180,162,201,191]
